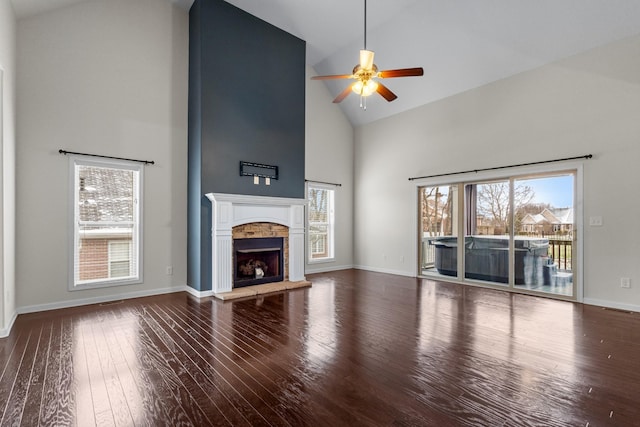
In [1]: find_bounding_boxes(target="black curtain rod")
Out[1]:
[408,154,592,181]
[305,179,342,187]
[59,149,155,165]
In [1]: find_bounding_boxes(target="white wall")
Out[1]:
[354,34,640,311]
[16,0,189,310]
[305,65,354,273]
[0,0,17,336]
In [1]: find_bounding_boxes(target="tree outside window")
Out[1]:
[308,186,335,261]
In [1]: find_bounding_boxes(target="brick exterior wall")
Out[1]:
[79,239,109,280]
[232,222,289,280]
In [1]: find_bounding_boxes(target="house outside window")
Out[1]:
[70,156,143,289]
[307,185,335,262]
[109,240,133,278]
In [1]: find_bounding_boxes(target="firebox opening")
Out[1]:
[233,237,284,288]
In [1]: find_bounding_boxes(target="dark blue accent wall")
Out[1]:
[187,0,202,291]
[188,0,306,291]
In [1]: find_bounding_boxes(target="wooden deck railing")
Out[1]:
[548,238,572,271]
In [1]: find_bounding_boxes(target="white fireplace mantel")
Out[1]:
[205,193,307,294]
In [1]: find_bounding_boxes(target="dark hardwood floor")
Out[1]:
[1,269,640,426]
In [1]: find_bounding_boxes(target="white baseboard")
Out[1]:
[17,285,187,316]
[0,311,18,339]
[583,297,640,313]
[305,264,354,275]
[353,265,417,278]
[184,286,216,299]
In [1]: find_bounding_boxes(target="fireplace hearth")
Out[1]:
[234,237,284,288]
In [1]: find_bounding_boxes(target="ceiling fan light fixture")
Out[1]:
[310,0,423,107]
[352,79,378,97]
[359,49,375,70]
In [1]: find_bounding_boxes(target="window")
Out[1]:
[70,157,143,289]
[419,169,578,299]
[307,185,335,262]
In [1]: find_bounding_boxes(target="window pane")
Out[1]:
[308,187,335,261]
[78,226,134,282]
[514,174,574,296]
[420,185,458,276]
[465,181,512,284]
[78,166,134,222]
[308,189,328,222]
[309,224,329,258]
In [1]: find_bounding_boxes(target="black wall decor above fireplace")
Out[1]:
[233,237,284,288]
[240,161,279,180]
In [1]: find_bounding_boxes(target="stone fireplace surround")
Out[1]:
[205,193,306,294]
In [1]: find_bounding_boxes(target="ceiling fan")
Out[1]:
[311,0,424,109]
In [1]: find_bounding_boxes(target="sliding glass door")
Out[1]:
[419,170,577,299]
[512,174,575,296]
[464,180,511,284]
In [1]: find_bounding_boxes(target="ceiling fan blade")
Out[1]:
[333,85,353,103]
[376,82,398,102]
[311,74,354,80]
[378,67,424,78]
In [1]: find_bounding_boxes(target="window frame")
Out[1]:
[68,156,144,290]
[307,183,336,263]
[415,161,584,302]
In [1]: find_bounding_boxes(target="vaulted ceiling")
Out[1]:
[11,0,640,126]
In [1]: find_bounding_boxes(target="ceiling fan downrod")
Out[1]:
[363,0,367,50]
[361,0,368,110]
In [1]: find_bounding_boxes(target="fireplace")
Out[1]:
[205,193,306,294]
[234,237,284,287]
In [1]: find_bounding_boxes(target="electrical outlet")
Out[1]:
[589,216,603,227]
[621,277,631,288]
[166,266,173,276]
